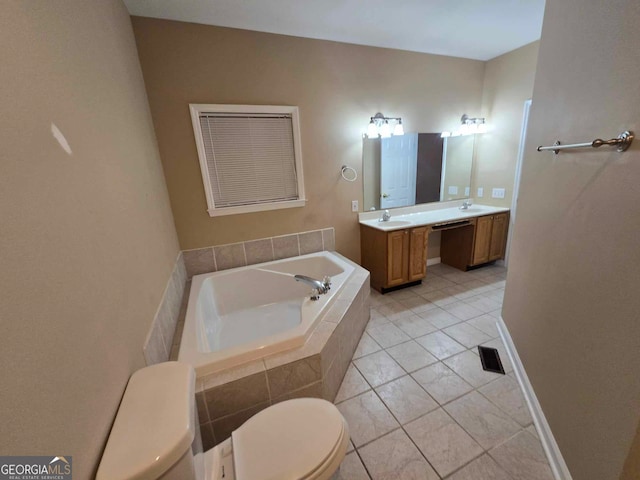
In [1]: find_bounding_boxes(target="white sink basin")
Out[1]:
[378,220,412,227]
[458,207,490,214]
[359,204,509,232]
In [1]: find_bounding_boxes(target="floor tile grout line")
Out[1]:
[473,375,535,428]
[355,380,498,479]
[386,301,498,327]
[344,327,531,459]
[437,451,486,479]
[347,272,533,476]
[348,398,530,460]
[351,445,374,480]
[474,428,541,478]
[350,341,501,394]
[356,374,530,479]
[344,349,527,440]
[367,301,503,353]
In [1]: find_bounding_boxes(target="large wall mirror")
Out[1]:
[363,133,475,211]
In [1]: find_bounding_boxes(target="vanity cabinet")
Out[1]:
[441,212,509,270]
[360,209,509,292]
[489,213,509,260]
[361,225,429,292]
[470,212,509,266]
[471,215,494,265]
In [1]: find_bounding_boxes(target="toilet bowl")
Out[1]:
[97,362,349,480]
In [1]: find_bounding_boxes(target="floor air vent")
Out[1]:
[478,346,506,375]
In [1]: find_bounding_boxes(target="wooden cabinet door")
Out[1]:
[472,215,493,265]
[489,213,508,261]
[408,226,429,281]
[387,230,409,286]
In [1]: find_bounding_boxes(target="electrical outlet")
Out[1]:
[351,200,359,212]
[477,187,484,198]
[492,188,506,199]
[464,187,470,196]
[448,186,458,195]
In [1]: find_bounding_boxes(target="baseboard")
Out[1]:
[427,257,441,266]
[496,318,573,480]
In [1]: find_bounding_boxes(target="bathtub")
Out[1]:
[178,251,355,376]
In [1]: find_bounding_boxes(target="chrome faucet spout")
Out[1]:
[379,210,391,222]
[294,274,331,296]
[460,200,473,210]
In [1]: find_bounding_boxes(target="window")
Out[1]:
[189,104,306,217]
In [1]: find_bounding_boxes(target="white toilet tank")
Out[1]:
[96,362,203,480]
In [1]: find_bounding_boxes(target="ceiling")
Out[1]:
[124,0,545,61]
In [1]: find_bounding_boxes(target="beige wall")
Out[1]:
[0,2,180,478]
[131,17,485,262]
[472,41,539,206]
[502,0,640,478]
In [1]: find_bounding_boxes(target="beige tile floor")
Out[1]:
[332,262,555,480]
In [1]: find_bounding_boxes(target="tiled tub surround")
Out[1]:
[331,263,555,480]
[143,252,187,365]
[143,227,335,364]
[193,257,370,449]
[182,227,336,278]
[180,251,357,376]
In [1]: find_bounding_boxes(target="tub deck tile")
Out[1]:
[266,355,322,399]
[201,359,266,391]
[205,371,270,420]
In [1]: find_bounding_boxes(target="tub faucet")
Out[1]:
[295,275,331,300]
[460,200,473,210]
[379,210,391,222]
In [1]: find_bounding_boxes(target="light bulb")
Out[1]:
[367,120,378,138]
[477,123,487,133]
[440,131,451,138]
[459,123,470,135]
[469,123,478,134]
[380,121,391,138]
[393,120,404,136]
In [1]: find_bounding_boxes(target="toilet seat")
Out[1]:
[231,398,349,480]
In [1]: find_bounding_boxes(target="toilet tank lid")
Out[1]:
[96,362,196,480]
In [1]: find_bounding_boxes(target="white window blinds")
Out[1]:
[198,113,299,208]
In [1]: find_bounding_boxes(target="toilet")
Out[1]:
[96,362,350,480]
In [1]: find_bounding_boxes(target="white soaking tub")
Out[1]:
[178,251,355,376]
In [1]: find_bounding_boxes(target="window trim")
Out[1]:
[189,103,306,217]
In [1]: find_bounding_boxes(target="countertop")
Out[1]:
[359,203,510,232]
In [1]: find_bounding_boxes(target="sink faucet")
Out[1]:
[294,275,331,300]
[460,200,473,210]
[379,209,391,222]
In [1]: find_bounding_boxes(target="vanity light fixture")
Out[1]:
[367,120,379,138]
[461,114,487,134]
[441,114,487,138]
[365,112,404,138]
[393,119,404,136]
[379,120,391,138]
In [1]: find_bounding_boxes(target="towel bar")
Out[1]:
[537,130,633,154]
